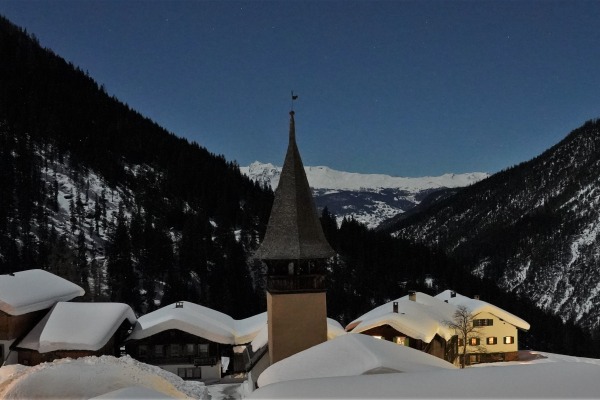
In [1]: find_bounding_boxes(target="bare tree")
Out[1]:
[444,305,483,368]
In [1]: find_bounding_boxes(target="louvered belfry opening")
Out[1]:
[256,109,335,364]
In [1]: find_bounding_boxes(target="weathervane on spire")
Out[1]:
[291,90,299,111]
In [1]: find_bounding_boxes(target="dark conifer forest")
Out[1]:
[1,15,598,357]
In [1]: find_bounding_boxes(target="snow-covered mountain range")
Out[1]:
[240,162,489,228]
[388,119,600,331]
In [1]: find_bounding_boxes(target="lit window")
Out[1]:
[504,336,515,344]
[372,335,384,340]
[393,336,408,346]
[469,337,480,346]
[486,337,497,345]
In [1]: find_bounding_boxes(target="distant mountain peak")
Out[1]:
[240,162,489,229]
[241,161,489,191]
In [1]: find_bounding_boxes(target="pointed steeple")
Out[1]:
[257,111,334,260]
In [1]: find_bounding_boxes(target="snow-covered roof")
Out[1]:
[0,269,85,316]
[18,302,136,353]
[434,289,531,331]
[127,301,267,345]
[257,333,456,387]
[346,290,530,342]
[346,292,458,342]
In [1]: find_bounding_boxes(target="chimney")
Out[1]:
[408,290,416,302]
[474,294,480,300]
[393,301,398,313]
[450,290,456,298]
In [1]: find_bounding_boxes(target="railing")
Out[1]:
[140,355,219,366]
[194,356,219,367]
[267,274,325,293]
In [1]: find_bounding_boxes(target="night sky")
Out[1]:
[1,1,599,176]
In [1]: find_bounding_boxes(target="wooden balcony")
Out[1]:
[267,274,325,293]
[138,355,219,367]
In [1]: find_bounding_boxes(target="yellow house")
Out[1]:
[434,290,530,365]
[347,290,530,366]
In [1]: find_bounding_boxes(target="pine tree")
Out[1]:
[106,204,137,307]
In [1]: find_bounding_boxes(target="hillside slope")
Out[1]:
[389,119,600,331]
[0,15,272,317]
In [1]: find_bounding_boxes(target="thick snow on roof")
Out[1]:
[128,301,266,345]
[257,333,455,388]
[0,269,84,316]
[346,291,458,342]
[435,289,531,331]
[18,302,136,353]
[347,290,530,342]
[0,355,207,399]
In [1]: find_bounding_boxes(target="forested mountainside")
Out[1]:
[0,15,273,317]
[1,15,598,357]
[389,118,600,334]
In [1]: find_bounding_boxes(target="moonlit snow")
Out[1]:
[0,355,208,399]
[249,339,600,399]
[1,340,600,399]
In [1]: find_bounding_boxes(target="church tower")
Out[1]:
[256,109,335,364]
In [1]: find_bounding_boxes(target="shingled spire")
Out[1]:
[257,111,334,261]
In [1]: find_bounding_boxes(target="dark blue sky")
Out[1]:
[2,1,599,176]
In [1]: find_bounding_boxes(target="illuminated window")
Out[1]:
[469,337,480,346]
[393,336,408,346]
[504,336,515,344]
[486,337,497,345]
[372,335,384,340]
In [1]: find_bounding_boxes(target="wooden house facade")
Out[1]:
[125,301,266,381]
[348,290,529,367]
[0,269,84,365]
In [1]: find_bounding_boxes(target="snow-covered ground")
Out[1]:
[1,347,599,399]
[0,355,208,399]
[247,343,600,399]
